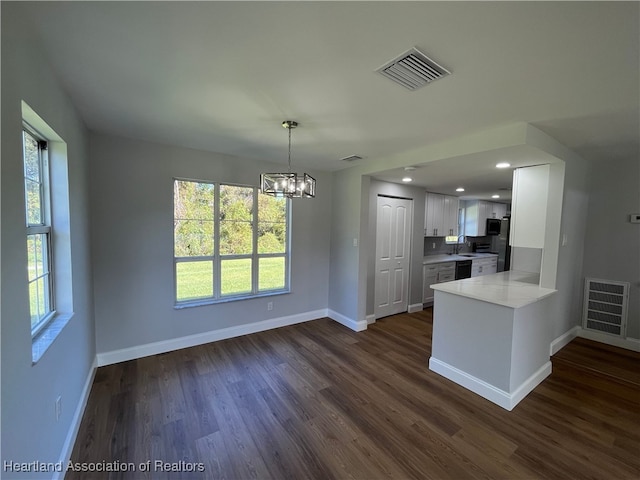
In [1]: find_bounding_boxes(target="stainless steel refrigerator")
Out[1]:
[495,215,511,272]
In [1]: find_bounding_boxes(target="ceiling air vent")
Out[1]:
[376,47,450,91]
[341,155,363,162]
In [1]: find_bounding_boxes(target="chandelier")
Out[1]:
[260,120,316,198]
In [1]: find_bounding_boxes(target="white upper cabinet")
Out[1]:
[464,200,509,236]
[510,164,550,248]
[464,200,488,236]
[443,195,460,237]
[491,202,508,220]
[425,192,444,236]
[424,192,459,237]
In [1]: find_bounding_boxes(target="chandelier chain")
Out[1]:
[288,125,292,174]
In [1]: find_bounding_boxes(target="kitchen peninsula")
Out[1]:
[428,271,557,411]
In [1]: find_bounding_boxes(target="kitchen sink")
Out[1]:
[459,254,476,257]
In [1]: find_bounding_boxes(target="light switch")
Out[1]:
[353,238,358,247]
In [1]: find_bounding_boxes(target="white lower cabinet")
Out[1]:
[423,262,455,303]
[471,256,498,277]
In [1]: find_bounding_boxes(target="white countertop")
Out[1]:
[431,270,556,308]
[423,253,498,265]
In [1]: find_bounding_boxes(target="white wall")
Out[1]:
[1,4,96,477]
[89,133,332,357]
[582,156,640,339]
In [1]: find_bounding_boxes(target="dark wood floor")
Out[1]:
[69,309,640,479]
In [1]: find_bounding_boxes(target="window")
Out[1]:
[173,179,289,305]
[22,102,74,363]
[23,126,54,335]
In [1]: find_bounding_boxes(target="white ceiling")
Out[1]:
[17,1,639,199]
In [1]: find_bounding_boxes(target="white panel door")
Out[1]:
[375,196,413,319]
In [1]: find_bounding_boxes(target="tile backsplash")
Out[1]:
[424,236,493,256]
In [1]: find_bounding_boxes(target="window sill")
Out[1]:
[174,290,290,310]
[32,312,73,364]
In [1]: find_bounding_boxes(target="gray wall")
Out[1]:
[1,4,96,476]
[328,124,528,324]
[89,133,332,355]
[328,168,365,322]
[583,156,640,339]
[329,124,594,346]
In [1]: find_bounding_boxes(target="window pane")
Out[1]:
[36,277,46,320]
[174,219,214,257]
[221,258,252,296]
[220,185,253,255]
[30,276,49,330]
[259,257,285,291]
[27,235,38,281]
[41,274,51,316]
[27,234,49,281]
[25,179,42,225]
[176,261,213,301]
[40,234,50,276]
[29,281,40,329]
[23,131,40,181]
[174,180,214,221]
[258,194,286,253]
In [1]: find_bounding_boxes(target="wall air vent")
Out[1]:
[582,278,629,337]
[341,155,363,162]
[376,47,450,91]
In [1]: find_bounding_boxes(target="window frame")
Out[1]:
[173,178,291,307]
[23,124,56,337]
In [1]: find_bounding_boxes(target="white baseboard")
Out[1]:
[509,362,552,408]
[408,303,424,314]
[429,357,551,411]
[53,357,97,480]
[366,314,376,325]
[577,328,640,352]
[328,309,368,332]
[97,309,328,366]
[550,326,580,356]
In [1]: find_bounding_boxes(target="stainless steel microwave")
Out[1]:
[486,218,501,235]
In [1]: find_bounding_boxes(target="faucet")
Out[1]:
[451,236,464,255]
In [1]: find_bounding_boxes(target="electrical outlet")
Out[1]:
[55,396,62,421]
[432,242,436,249]
[267,301,273,311]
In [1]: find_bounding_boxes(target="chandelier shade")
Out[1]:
[260,120,316,198]
[260,172,316,198]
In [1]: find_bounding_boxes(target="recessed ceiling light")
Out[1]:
[402,177,413,182]
[455,187,465,192]
[496,162,511,169]
[492,194,500,199]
